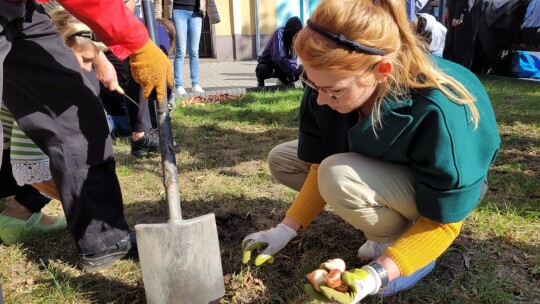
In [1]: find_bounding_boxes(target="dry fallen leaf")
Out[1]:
[181,93,242,106]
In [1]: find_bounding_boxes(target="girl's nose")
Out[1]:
[316,93,333,106]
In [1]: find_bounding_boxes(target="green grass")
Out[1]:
[1,79,539,303]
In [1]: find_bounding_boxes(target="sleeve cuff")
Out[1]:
[285,164,326,228]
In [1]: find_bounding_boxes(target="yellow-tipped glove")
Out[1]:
[242,223,297,266]
[304,268,379,304]
[129,39,173,102]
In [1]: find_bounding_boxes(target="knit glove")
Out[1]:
[129,39,173,102]
[242,223,297,266]
[304,268,379,304]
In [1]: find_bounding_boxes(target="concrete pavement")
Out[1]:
[174,58,540,99]
[174,59,302,97]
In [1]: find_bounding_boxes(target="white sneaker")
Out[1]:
[357,240,392,262]
[167,97,177,111]
[275,79,284,86]
[175,86,187,96]
[192,84,204,93]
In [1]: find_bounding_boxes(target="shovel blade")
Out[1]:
[135,213,225,304]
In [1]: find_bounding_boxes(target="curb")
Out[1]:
[174,82,304,100]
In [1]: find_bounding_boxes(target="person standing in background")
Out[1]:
[443,0,485,69]
[168,0,220,95]
[172,0,205,95]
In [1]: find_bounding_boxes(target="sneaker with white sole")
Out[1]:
[175,86,187,96]
[357,240,392,263]
[167,97,177,111]
[192,84,204,93]
[79,232,138,272]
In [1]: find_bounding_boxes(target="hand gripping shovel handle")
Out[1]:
[141,0,182,222]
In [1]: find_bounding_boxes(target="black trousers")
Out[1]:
[443,0,485,69]
[255,63,303,85]
[102,52,152,133]
[0,1,129,254]
[0,150,50,213]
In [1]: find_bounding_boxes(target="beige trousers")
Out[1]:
[268,140,419,243]
[268,140,488,244]
[268,140,313,192]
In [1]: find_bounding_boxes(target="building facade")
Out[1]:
[211,0,321,61]
[41,0,323,62]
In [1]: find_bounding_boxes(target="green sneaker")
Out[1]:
[0,212,67,245]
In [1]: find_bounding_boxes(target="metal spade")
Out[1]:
[135,1,225,303]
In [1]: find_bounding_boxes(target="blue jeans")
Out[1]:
[107,115,131,138]
[432,50,443,58]
[172,9,202,88]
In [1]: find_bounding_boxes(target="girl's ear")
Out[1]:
[376,59,393,77]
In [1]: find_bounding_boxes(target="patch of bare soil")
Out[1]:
[177,184,540,303]
[215,211,258,245]
[214,208,368,303]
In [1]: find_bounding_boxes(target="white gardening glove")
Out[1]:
[242,223,297,266]
[305,267,380,304]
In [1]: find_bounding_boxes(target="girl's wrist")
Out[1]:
[281,217,301,231]
[376,254,401,281]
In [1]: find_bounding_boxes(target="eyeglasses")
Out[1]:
[299,65,376,103]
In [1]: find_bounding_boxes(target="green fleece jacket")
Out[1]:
[297,58,501,223]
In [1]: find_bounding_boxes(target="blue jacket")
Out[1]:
[297,58,501,223]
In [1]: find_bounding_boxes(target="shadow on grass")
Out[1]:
[481,77,540,125]
[13,230,145,304]
[113,124,297,178]
[488,127,540,215]
[124,195,364,302]
[12,191,540,303]
[122,195,363,303]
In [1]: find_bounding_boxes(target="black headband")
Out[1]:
[306,19,386,56]
[69,31,100,42]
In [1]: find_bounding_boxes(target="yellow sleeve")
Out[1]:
[285,164,326,228]
[384,216,463,276]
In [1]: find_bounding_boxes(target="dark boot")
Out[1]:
[130,132,160,157]
[79,232,138,272]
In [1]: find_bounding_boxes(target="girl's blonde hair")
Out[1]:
[49,8,108,53]
[294,0,479,128]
